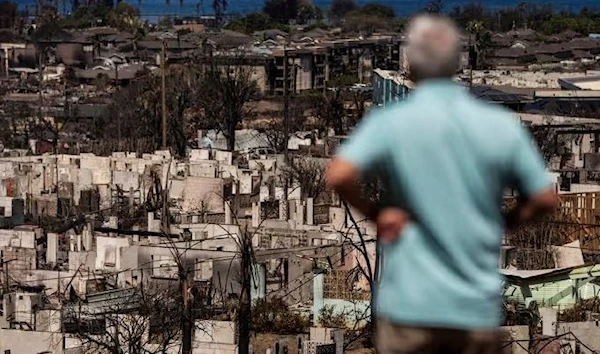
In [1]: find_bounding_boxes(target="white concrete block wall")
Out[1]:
[81,157,111,185]
[289,187,301,200]
[95,236,131,271]
[214,151,233,165]
[0,197,12,216]
[0,329,64,354]
[219,164,238,179]
[181,177,224,213]
[249,159,276,172]
[500,326,529,354]
[558,322,600,353]
[17,230,35,248]
[260,185,270,202]
[47,233,58,264]
[190,149,211,161]
[113,171,140,191]
[0,162,15,180]
[195,320,236,344]
[78,168,93,189]
[68,251,95,273]
[189,163,218,178]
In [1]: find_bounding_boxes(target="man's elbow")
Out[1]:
[540,190,560,212]
[325,160,359,191]
[531,188,560,214]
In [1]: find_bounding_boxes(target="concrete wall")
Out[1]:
[189,162,218,178]
[499,326,529,354]
[15,270,75,296]
[196,320,236,344]
[36,309,62,332]
[95,236,131,271]
[0,229,35,248]
[0,329,64,353]
[558,322,600,353]
[174,177,225,213]
[3,292,41,325]
[192,341,237,354]
[193,320,237,354]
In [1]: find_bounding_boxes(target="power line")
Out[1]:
[3,237,370,285]
[274,239,376,300]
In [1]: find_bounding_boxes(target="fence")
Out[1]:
[558,193,600,250]
[322,269,370,301]
[506,192,600,252]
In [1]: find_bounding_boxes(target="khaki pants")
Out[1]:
[376,319,500,354]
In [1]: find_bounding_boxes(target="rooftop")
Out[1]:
[470,85,529,104]
[74,63,149,81]
[558,75,600,90]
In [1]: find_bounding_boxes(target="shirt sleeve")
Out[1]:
[509,124,552,198]
[337,110,388,172]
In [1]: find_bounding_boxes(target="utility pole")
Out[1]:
[237,230,252,354]
[114,62,119,86]
[116,61,121,141]
[38,48,44,128]
[161,40,168,150]
[282,48,290,221]
[283,48,289,161]
[180,262,192,354]
[3,260,8,294]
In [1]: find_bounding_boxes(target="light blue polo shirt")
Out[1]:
[338,80,551,329]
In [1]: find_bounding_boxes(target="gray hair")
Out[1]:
[405,14,461,81]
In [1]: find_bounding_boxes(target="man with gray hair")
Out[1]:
[326,14,557,353]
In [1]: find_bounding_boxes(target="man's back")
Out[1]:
[337,80,550,329]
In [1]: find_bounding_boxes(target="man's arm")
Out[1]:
[327,109,411,242]
[505,125,559,228]
[505,188,558,229]
[326,159,410,242]
[326,159,378,220]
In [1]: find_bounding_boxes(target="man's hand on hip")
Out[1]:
[377,208,410,244]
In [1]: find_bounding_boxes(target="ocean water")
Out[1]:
[16,0,600,19]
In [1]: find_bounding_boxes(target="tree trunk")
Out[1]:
[227,122,236,152]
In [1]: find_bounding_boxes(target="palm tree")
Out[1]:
[466,20,491,70]
[213,0,227,27]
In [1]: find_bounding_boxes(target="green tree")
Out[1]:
[61,6,95,28]
[252,297,310,334]
[330,0,359,19]
[360,2,395,18]
[449,3,488,29]
[297,0,321,24]
[466,20,493,69]
[425,0,443,14]
[31,4,70,41]
[263,0,299,24]
[158,15,173,29]
[525,4,553,31]
[107,2,141,32]
[225,12,284,34]
[318,305,347,328]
